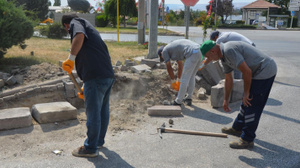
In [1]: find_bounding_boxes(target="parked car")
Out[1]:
[252,20,258,25]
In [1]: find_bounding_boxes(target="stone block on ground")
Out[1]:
[199,62,222,86]
[15,75,24,84]
[197,87,207,99]
[211,82,225,108]
[31,101,77,124]
[5,76,17,86]
[147,105,182,116]
[230,79,244,103]
[0,107,32,130]
[156,63,166,69]
[0,79,4,88]
[131,64,151,73]
[115,60,122,66]
[140,58,160,68]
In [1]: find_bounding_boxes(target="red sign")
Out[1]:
[181,0,199,6]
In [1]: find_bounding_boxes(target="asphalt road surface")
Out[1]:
[1,27,300,168]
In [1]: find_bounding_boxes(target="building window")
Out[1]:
[250,10,256,16]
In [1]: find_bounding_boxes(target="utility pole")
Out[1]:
[138,0,145,44]
[214,0,217,25]
[185,5,190,39]
[147,0,158,59]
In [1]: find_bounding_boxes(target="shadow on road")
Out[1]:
[263,110,300,124]
[182,105,233,124]
[266,98,282,106]
[88,147,134,168]
[274,80,300,88]
[239,139,300,168]
[0,125,34,136]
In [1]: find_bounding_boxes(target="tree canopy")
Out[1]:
[104,0,137,27]
[68,0,90,13]
[54,0,61,6]
[266,0,290,14]
[206,0,234,24]
[8,0,49,21]
[0,0,34,58]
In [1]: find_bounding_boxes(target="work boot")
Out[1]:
[72,146,98,158]
[229,138,254,149]
[221,127,242,136]
[171,100,181,106]
[183,98,192,106]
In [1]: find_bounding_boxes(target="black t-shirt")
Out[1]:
[69,18,114,82]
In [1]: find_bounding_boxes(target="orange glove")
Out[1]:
[171,79,180,91]
[62,54,76,74]
[174,80,181,91]
[171,79,177,90]
[77,87,84,100]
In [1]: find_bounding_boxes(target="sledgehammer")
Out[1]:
[157,124,227,138]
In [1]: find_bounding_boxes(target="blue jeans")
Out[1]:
[232,75,275,142]
[83,77,114,152]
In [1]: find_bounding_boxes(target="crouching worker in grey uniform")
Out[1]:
[158,39,203,106]
[210,31,256,79]
[200,40,277,149]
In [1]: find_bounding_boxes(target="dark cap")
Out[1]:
[157,46,164,57]
[157,46,165,62]
[210,31,220,40]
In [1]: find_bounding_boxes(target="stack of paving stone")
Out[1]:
[113,57,166,73]
[0,101,77,131]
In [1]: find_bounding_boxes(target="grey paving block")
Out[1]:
[211,82,225,108]
[140,58,160,68]
[0,107,32,130]
[230,79,244,103]
[131,64,151,73]
[200,62,222,86]
[147,105,182,116]
[0,79,4,88]
[5,76,17,86]
[31,101,77,124]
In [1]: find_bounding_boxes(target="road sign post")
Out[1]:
[180,0,199,39]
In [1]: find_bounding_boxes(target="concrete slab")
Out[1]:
[31,101,77,124]
[147,105,182,116]
[140,58,160,68]
[131,64,151,73]
[0,107,32,130]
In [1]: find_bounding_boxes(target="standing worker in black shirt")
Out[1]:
[61,14,115,157]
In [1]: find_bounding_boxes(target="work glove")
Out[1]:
[62,54,76,74]
[171,79,180,91]
[198,59,206,71]
[77,87,84,100]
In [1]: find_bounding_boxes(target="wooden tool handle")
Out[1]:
[69,73,82,93]
[157,127,227,138]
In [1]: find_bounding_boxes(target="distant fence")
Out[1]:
[54,13,96,26]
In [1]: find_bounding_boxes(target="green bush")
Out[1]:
[40,22,68,39]
[218,24,256,29]
[0,0,34,59]
[236,20,245,24]
[96,14,109,27]
[127,17,138,25]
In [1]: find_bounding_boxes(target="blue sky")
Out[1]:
[51,0,257,7]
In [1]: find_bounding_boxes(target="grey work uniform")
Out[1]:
[216,32,255,79]
[220,41,277,142]
[162,39,203,103]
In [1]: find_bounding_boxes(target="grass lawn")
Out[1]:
[0,37,164,71]
[95,26,182,36]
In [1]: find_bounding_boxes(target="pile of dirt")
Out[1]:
[2,63,181,133]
